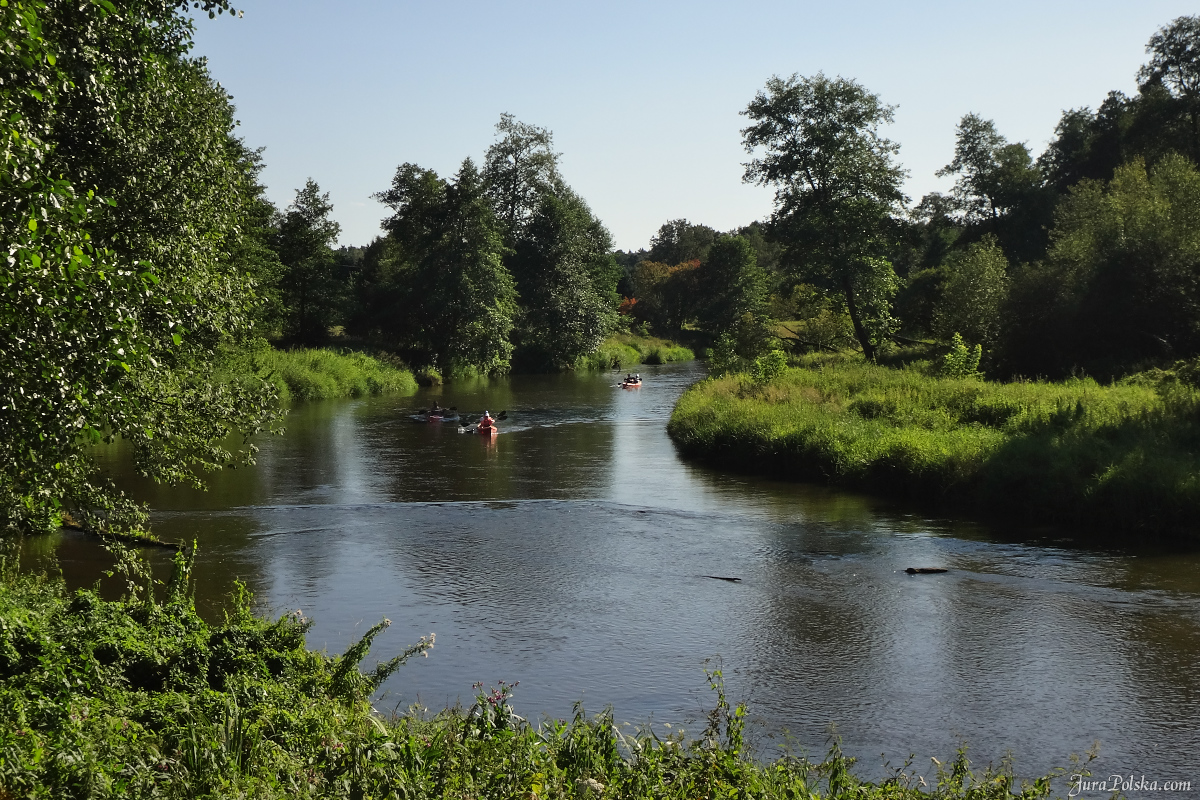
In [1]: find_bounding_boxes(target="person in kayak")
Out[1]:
[479,410,496,432]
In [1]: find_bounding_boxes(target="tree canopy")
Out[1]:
[741,73,907,360]
[1,0,278,535]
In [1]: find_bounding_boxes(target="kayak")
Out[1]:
[478,425,498,436]
[410,412,460,423]
[620,380,641,388]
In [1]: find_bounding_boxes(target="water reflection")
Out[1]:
[24,361,1200,782]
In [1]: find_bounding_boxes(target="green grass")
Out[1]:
[228,348,419,402]
[0,544,1079,799]
[577,334,695,370]
[669,358,1200,541]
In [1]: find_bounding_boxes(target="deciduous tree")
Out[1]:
[741,73,906,360]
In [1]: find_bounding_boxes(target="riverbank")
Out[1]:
[227,347,419,402]
[580,333,694,370]
[0,548,1070,799]
[668,358,1200,541]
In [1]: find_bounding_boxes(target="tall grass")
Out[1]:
[0,543,1078,799]
[227,348,419,402]
[669,360,1200,541]
[578,334,695,370]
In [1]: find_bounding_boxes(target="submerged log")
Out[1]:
[905,567,948,574]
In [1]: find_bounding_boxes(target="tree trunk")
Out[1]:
[841,276,875,361]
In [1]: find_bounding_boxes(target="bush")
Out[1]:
[942,334,982,379]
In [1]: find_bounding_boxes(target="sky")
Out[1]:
[190,1,1198,251]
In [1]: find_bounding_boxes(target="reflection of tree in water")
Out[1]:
[18,513,268,624]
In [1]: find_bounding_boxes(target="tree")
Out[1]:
[375,160,518,374]
[631,260,702,334]
[932,235,1010,353]
[741,73,907,360]
[937,114,1043,222]
[509,189,619,369]
[483,113,561,243]
[1001,155,1200,377]
[1,0,279,536]
[699,236,772,356]
[276,179,342,344]
[647,219,719,265]
[1138,15,1200,159]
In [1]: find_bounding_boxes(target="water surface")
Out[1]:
[31,362,1200,788]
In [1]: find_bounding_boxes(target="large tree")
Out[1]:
[375,160,518,374]
[741,73,906,360]
[1,0,279,536]
[509,189,620,370]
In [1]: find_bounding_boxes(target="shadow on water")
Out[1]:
[21,361,1200,781]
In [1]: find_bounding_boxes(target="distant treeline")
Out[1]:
[615,15,1200,381]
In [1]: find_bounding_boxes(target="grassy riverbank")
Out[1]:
[0,547,1071,799]
[669,358,1200,541]
[227,348,419,402]
[579,333,695,371]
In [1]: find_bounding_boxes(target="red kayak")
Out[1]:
[621,380,641,388]
[478,425,498,436]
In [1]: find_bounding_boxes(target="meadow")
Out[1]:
[669,355,1200,541]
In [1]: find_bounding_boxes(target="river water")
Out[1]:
[26,361,1200,790]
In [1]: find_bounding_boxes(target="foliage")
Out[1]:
[509,188,619,371]
[374,160,519,375]
[1002,155,1200,378]
[276,180,343,345]
[576,334,694,371]
[0,545,1073,799]
[932,236,1009,352]
[630,259,702,334]
[0,0,279,537]
[941,334,983,378]
[224,348,418,402]
[741,73,907,360]
[670,358,1200,540]
[482,113,561,242]
[752,349,788,383]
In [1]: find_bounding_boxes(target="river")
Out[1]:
[24,361,1200,788]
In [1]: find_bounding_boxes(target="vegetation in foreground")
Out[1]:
[669,355,1200,541]
[0,546,1078,800]
[225,348,419,402]
[578,333,695,371]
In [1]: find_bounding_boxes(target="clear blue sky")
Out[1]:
[191,1,1197,251]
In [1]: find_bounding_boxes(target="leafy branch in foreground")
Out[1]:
[1,0,282,536]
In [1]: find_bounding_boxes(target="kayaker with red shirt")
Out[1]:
[478,410,496,434]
